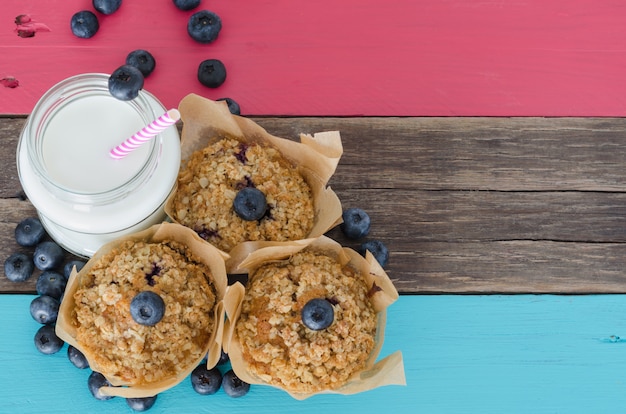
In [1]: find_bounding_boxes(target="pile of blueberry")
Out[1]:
[70,0,240,113]
[340,207,389,267]
[190,351,250,398]
[4,218,86,354]
[87,351,250,411]
[3,217,250,411]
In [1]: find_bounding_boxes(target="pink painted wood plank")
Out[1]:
[1,0,626,116]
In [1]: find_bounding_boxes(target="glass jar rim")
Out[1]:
[24,73,162,205]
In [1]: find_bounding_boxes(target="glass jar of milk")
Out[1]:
[17,73,181,257]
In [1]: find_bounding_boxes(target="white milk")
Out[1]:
[42,95,151,194]
[17,74,181,257]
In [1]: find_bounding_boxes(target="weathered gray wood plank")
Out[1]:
[3,116,626,293]
[256,116,626,191]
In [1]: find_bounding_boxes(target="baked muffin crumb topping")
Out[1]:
[170,137,315,252]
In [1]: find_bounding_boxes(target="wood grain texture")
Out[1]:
[4,294,626,413]
[4,116,626,293]
[2,1,626,116]
[0,294,407,414]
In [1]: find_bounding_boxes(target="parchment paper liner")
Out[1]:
[56,222,229,398]
[222,235,406,400]
[164,94,344,264]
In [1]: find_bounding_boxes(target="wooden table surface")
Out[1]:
[4,115,626,295]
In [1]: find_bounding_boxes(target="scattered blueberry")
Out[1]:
[68,345,90,369]
[187,10,222,43]
[217,349,230,365]
[126,49,156,77]
[233,187,267,221]
[93,0,123,15]
[33,241,64,271]
[301,298,335,330]
[70,10,99,39]
[36,271,67,300]
[130,291,165,326]
[217,97,241,115]
[222,369,250,398]
[126,395,158,411]
[197,59,227,88]
[15,217,45,247]
[88,371,115,401]
[4,252,34,282]
[359,239,389,267]
[108,65,145,101]
[191,364,222,395]
[63,260,86,279]
[30,295,60,325]
[173,0,201,11]
[340,208,371,239]
[34,324,64,354]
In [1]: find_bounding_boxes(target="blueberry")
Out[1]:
[187,10,222,43]
[36,271,67,300]
[301,298,334,330]
[68,345,90,369]
[33,241,64,271]
[93,0,122,15]
[340,208,371,239]
[88,371,115,401]
[108,65,145,101]
[130,291,165,326]
[30,295,60,325]
[63,260,86,279]
[191,364,222,395]
[217,97,241,115]
[173,0,201,11]
[359,240,389,267]
[70,10,99,39]
[217,349,230,365]
[222,369,250,398]
[126,49,156,77]
[233,187,267,221]
[15,217,45,247]
[197,59,227,88]
[34,324,64,355]
[4,252,34,282]
[126,395,158,411]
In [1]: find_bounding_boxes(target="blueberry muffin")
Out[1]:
[56,223,228,397]
[166,94,345,256]
[71,240,217,386]
[234,249,378,394]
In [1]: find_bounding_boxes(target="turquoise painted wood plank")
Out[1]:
[2,295,626,413]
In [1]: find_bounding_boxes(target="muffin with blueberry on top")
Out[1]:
[165,94,344,255]
[56,222,228,398]
[224,236,403,398]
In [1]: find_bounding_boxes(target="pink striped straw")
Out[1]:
[109,109,181,159]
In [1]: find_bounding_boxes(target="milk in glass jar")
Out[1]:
[17,73,181,257]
